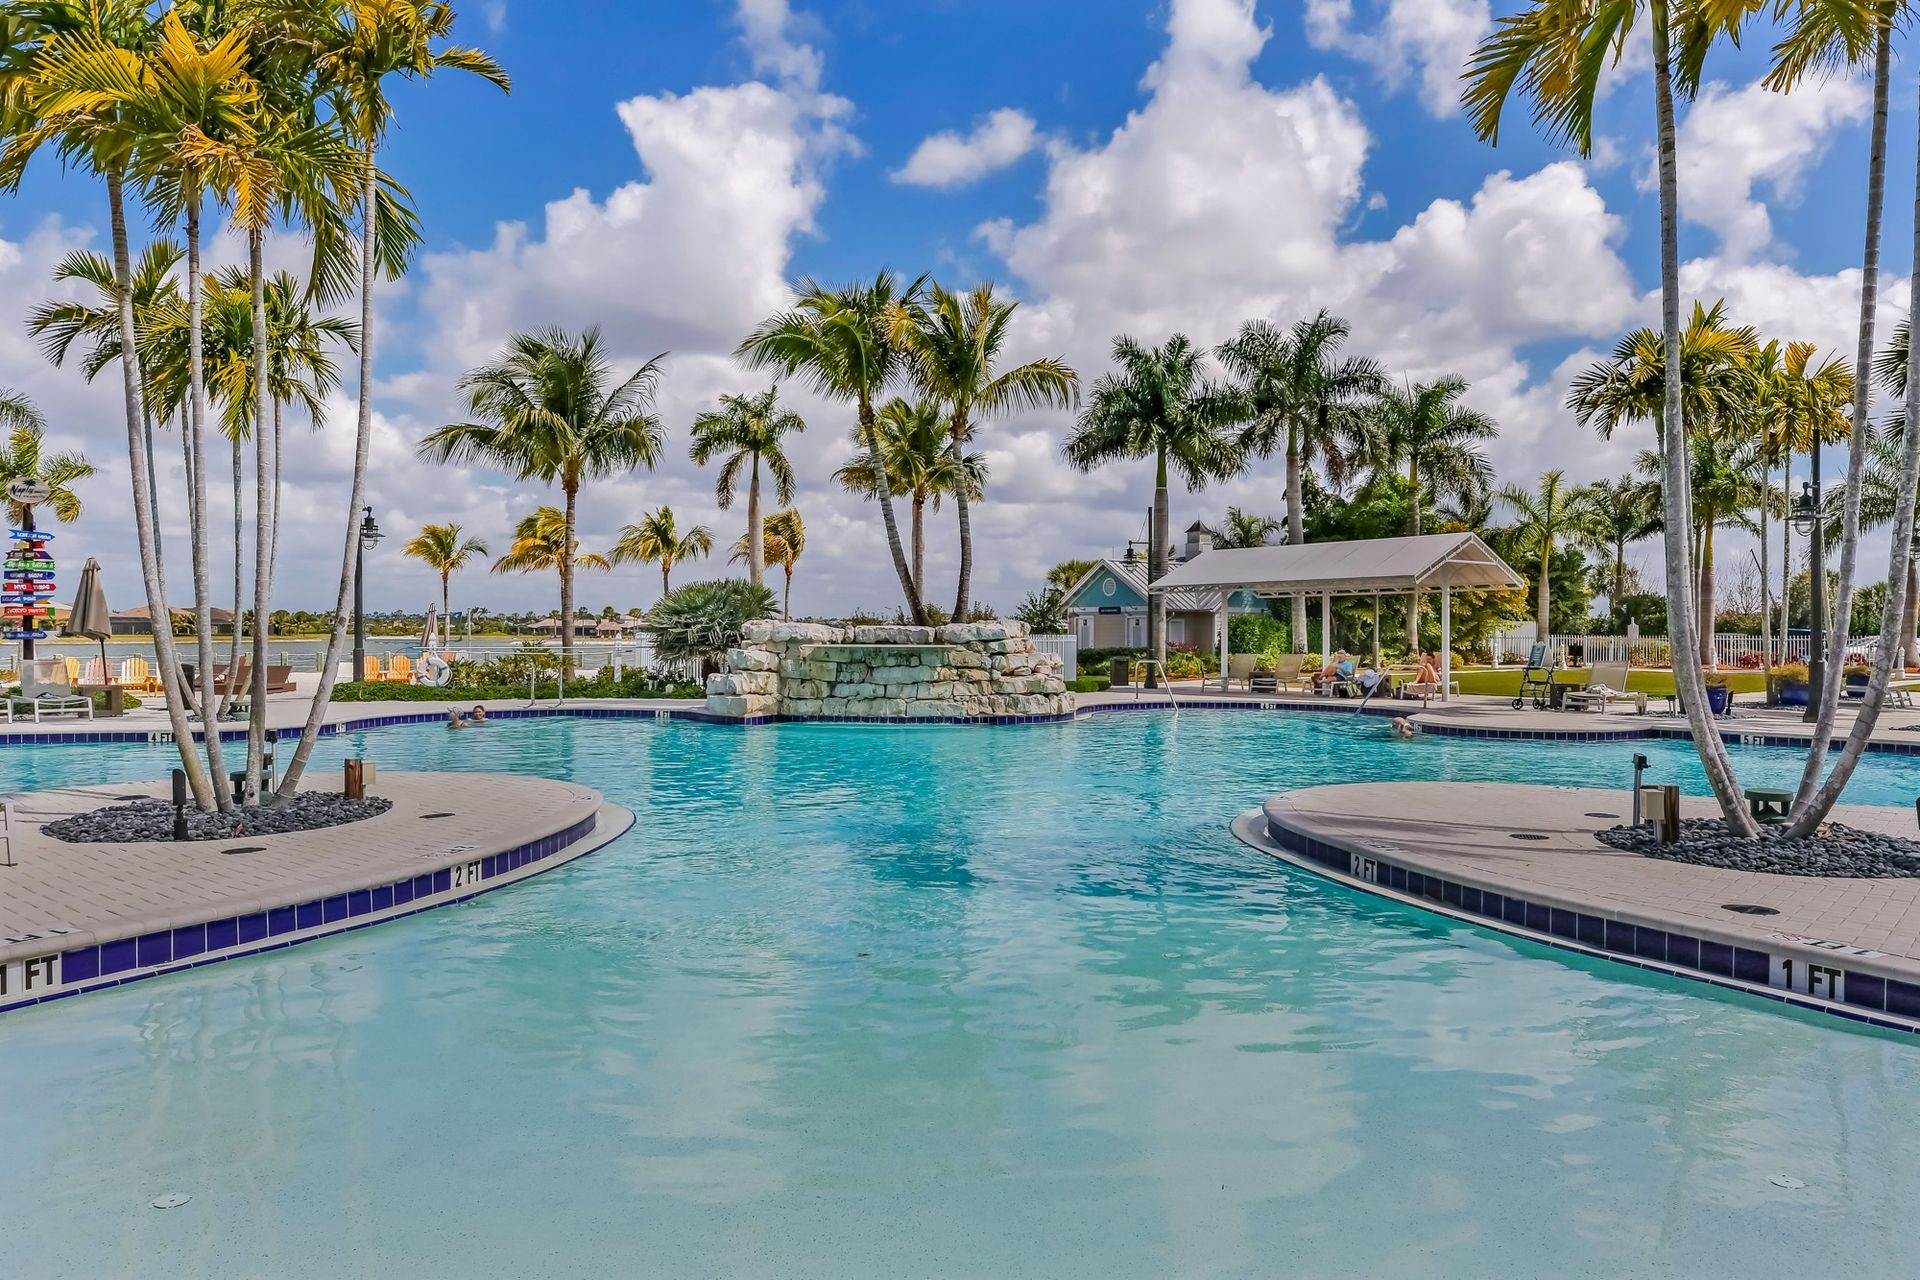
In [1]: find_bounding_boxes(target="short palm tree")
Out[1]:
[1216,313,1383,645]
[1750,338,1852,660]
[404,523,491,621]
[1216,507,1282,549]
[887,282,1078,617]
[1576,477,1663,624]
[738,272,929,622]
[689,385,805,589]
[1362,375,1497,640]
[1467,0,1762,834]
[421,328,665,670]
[1064,334,1243,668]
[493,508,610,624]
[764,507,805,620]
[834,397,984,597]
[611,507,715,596]
[1500,470,1600,639]
[0,413,95,527]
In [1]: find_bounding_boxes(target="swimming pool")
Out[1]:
[4,711,1918,1277]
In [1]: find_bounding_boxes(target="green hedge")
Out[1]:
[1066,675,1112,693]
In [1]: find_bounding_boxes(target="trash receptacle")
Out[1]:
[1549,678,1570,710]
[1109,656,1132,688]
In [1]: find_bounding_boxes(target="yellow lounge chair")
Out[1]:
[386,654,415,684]
[362,655,387,682]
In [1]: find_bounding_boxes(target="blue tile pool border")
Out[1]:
[0,804,635,1016]
[1240,808,1920,1038]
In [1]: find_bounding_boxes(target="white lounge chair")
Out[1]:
[1563,662,1646,715]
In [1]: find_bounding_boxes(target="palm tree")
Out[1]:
[738,272,930,622]
[611,507,715,596]
[1468,0,1762,834]
[833,397,985,597]
[1217,313,1383,646]
[1361,376,1496,642]
[1637,437,1766,664]
[763,507,805,620]
[493,508,610,629]
[1064,334,1243,669]
[404,523,490,621]
[689,385,805,589]
[0,415,94,526]
[1047,558,1100,591]
[421,328,665,672]
[887,282,1079,618]
[1750,339,1851,662]
[29,240,182,550]
[1216,508,1282,549]
[276,0,506,807]
[1765,2,1915,832]
[1500,471,1599,638]
[1577,477,1663,625]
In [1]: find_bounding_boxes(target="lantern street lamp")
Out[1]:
[353,506,382,682]
[1789,481,1824,723]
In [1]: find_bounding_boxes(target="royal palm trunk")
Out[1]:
[246,228,273,801]
[184,191,232,809]
[1286,427,1306,651]
[859,394,927,625]
[561,478,578,674]
[277,152,379,804]
[1650,0,1755,834]
[951,407,973,620]
[107,169,209,807]
[747,455,764,588]
[1150,446,1168,677]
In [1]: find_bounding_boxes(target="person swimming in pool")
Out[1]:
[1391,717,1416,739]
[469,705,488,724]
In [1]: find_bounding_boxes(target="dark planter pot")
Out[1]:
[1705,684,1732,715]
[1775,683,1808,708]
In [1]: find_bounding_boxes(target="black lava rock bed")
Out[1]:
[43,792,392,844]
[1597,817,1920,878]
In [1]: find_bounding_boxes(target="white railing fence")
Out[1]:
[1032,634,1078,675]
[1487,631,1894,668]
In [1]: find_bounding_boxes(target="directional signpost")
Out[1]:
[5,477,56,661]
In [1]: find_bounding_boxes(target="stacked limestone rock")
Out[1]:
[705,619,1072,720]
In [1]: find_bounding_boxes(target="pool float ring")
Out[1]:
[418,652,452,687]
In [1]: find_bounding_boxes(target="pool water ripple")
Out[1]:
[3,712,1919,1277]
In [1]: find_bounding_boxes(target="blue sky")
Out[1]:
[1,0,1909,618]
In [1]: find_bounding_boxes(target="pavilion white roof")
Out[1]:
[1148,533,1523,600]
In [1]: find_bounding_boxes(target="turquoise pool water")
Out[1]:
[4,711,1919,1278]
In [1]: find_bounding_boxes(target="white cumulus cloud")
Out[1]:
[1304,0,1491,118]
[894,109,1040,189]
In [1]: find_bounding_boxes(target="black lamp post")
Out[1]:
[352,506,382,682]
[1790,480,1822,723]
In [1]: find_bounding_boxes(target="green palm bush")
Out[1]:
[646,579,777,671]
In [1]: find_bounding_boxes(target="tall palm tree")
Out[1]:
[1064,334,1243,669]
[494,507,609,624]
[1765,1,1915,832]
[1361,375,1497,641]
[1637,437,1765,664]
[1750,338,1851,662]
[611,507,714,596]
[738,272,930,622]
[1500,471,1598,638]
[421,328,665,672]
[763,507,805,620]
[833,396,984,597]
[887,282,1079,618]
[276,0,506,806]
[29,240,181,551]
[404,522,490,621]
[689,385,804,589]
[1468,0,1762,832]
[1216,312,1384,647]
[1216,507,1282,549]
[1576,476,1663,625]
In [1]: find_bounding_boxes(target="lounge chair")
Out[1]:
[62,655,82,684]
[212,658,253,694]
[8,665,94,722]
[264,664,294,693]
[361,655,387,683]
[1268,654,1307,692]
[1213,653,1258,692]
[1563,662,1647,715]
[81,656,113,685]
[386,654,415,684]
[1891,677,1920,708]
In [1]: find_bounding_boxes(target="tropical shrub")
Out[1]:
[1227,613,1290,659]
[1015,586,1067,634]
[648,579,777,669]
[1066,675,1111,693]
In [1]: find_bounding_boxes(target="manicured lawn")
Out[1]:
[1450,667,1768,699]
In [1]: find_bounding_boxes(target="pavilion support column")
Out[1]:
[1322,590,1332,655]
[1217,592,1229,691]
[1441,585,1452,703]
[1372,594,1381,668]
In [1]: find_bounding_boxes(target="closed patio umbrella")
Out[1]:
[68,557,113,678]
[421,604,438,653]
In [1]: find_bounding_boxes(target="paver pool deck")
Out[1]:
[0,771,632,1012]
[1240,781,1920,1034]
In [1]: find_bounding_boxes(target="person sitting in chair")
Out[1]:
[1314,652,1355,693]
